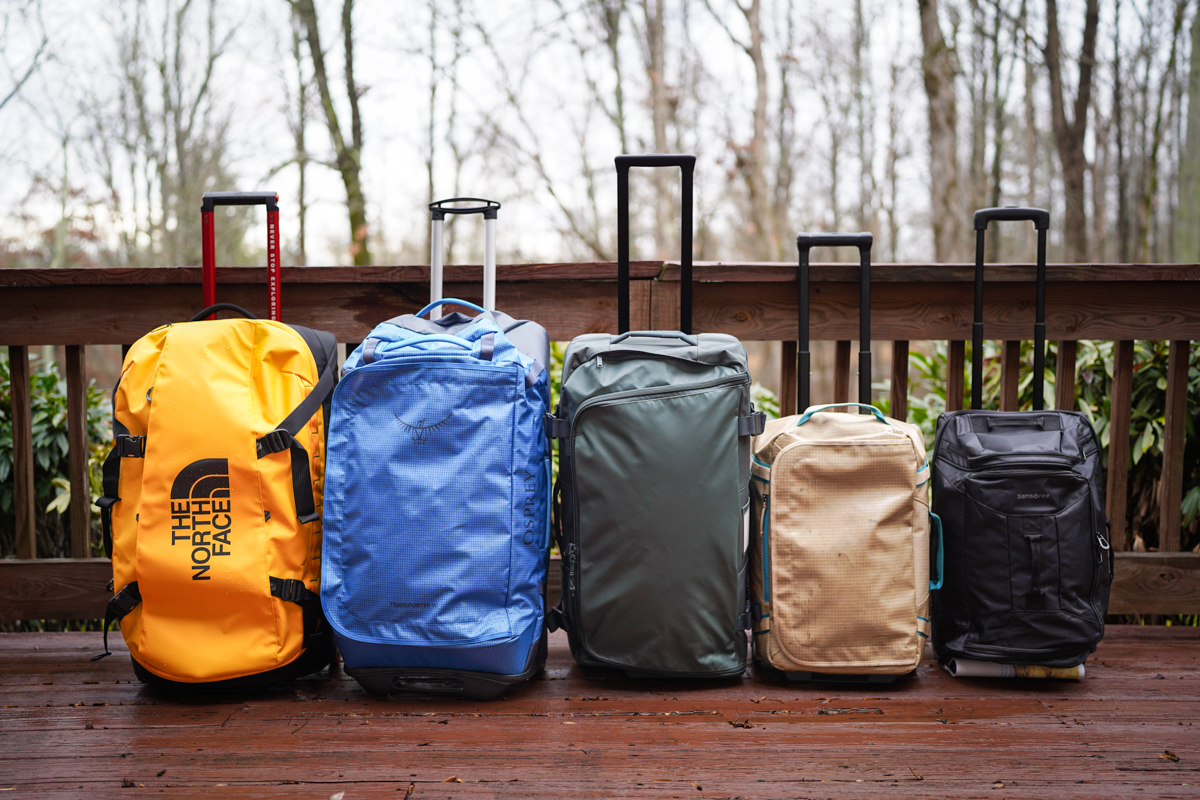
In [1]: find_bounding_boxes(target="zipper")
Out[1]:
[761,494,771,602]
[962,641,1086,661]
[564,371,750,668]
[967,451,1082,469]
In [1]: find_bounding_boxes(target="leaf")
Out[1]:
[443,776,463,783]
[992,781,1005,788]
[690,781,703,790]
[1161,750,1180,762]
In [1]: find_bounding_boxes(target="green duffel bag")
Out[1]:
[544,154,764,678]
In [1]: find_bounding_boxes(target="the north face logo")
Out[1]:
[170,459,232,581]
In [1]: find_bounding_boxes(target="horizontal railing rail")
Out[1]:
[2,262,1197,621]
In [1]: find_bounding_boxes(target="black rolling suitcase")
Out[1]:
[930,207,1112,672]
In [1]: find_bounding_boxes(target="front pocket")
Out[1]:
[768,440,919,669]
[323,360,520,647]
[571,378,745,674]
[960,469,1099,649]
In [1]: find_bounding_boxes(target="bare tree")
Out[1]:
[0,1,50,115]
[1045,0,1099,262]
[1176,0,1200,261]
[917,0,965,261]
[290,0,371,265]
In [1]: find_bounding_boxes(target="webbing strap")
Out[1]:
[91,581,141,662]
[739,410,766,437]
[254,357,337,525]
[525,360,545,388]
[361,338,381,364]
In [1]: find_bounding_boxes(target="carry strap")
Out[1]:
[91,581,141,661]
[546,475,565,633]
[271,576,329,655]
[255,357,337,524]
[1024,519,1045,609]
[544,410,569,440]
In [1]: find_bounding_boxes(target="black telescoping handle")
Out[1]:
[428,197,500,220]
[616,154,695,334]
[796,233,873,414]
[971,207,1050,411]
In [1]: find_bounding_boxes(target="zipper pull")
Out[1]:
[1096,530,1110,564]
[567,543,577,591]
[596,354,603,369]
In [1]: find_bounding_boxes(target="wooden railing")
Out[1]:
[2,262,1198,620]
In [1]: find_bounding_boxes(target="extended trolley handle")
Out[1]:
[201,191,281,321]
[428,197,501,311]
[616,154,695,335]
[796,232,873,414]
[971,207,1050,411]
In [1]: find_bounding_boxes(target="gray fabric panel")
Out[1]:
[388,309,550,367]
[480,333,494,361]
[525,359,545,388]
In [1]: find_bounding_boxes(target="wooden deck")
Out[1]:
[2,627,1198,799]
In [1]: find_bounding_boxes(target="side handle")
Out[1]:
[616,154,696,335]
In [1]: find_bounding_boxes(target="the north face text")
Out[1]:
[170,458,233,581]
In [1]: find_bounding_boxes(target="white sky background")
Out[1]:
[0,0,1115,267]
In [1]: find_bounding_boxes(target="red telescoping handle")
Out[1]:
[201,191,281,320]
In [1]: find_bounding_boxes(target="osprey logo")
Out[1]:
[393,412,453,445]
[1017,493,1051,500]
[170,458,232,581]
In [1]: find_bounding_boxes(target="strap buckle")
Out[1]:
[256,429,293,459]
[544,413,569,440]
[115,435,145,458]
[739,409,767,437]
[270,576,312,605]
[107,582,142,619]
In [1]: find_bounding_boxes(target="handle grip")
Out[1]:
[387,334,476,351]
[189,304,257,322]
[973,206,1050,231]
[416,298,489,318]
[796,403,889,426]
[201,191,279,212]
[429,197,500,220]
[795,232,873,251]
[611,330,699,346]
[796,232,873,414]
[616,154,695,335]
[929,511,944,591]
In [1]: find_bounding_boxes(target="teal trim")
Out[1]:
[761,496,771,602]
[929,511,944,591]
[416,297,488,317]
[916,455,931,487]
[752,455,773,471]
[751,473,769,484]
[917,616,929,623]
[797,403,889,426]
[917,630,929,639]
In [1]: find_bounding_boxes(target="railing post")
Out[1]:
[1055,340,1077,411]
[780,341,798,416]
[8,346,36,559]
[834,340,851,407]
[1000,340,1021,411]
[947,340,965,411]
[890,341,909,421]
[1106,340,1135,552]
[65,345,91,559]
[1159,340,1191,553]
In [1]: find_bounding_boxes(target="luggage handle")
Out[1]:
[970,206,1049,411]
[429,198,500,312]
[795,232,873,414]
[610,330,698,346]
[616,154,695,335]
[201,191,281,321]
[796,403,889,426]
[385,334,476,352]
[416,298,489,318]
[929,511,944,591]
[189,303,257,322]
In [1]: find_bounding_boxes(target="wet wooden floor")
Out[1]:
[1,627,1198,799]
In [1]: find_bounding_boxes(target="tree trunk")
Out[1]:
[1045,0,1100,262]
[641,0,673,259]
[292,0,371,266]
[917,0,964,262]
[1138,0,1187,263]
[1175,0,1200,261]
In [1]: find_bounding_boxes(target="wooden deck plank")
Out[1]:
[0,628,1196,798]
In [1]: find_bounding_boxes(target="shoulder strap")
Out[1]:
[255,354,337,524]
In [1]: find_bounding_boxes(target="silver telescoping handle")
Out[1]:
[428,198,500,311]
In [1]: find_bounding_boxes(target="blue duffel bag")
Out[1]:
[321,306,551,699]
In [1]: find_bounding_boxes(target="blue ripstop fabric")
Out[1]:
[321,316,550,676]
